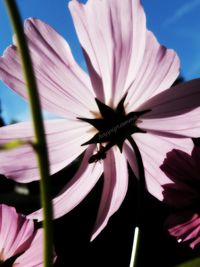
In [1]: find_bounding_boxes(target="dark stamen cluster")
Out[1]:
[78,94,150,163]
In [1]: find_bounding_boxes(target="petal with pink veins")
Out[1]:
[28,145,103,221]
[166,212,200,249]
[139,78,200,117]
[13,229,56,267]
[0,18,97,119]
[0,119,92,183]
[139,79,200,137]
[91,148,128,240]
[126,31,180,112]
[69,0,146,105]
[0,204,34,262]
[133,133,193,200]
[140,109,200,138]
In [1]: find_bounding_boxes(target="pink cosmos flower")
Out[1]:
[0,0,200,240]
[0,204,44,266]
[161,146,200,248]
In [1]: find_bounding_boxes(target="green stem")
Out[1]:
[4,1,53,266]
[127,136,145,267]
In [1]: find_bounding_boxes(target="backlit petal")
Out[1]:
[69,0,146,105]
[91,148,128,240]
[139,79,200,137]
[126,31,180,111]
[167,213,200,249]
[13,229,56,267]
[28,145,103,220]
[0,19,97,119]
[0,119,91,182]
[123,142,139,178]
[134,133,193,200]
[0,204,34,261]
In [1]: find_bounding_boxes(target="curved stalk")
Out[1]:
[4,1,53,266]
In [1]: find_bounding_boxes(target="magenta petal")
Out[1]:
[167,213,200,249]
[139,79,200,137]
[28,145,103,221]
[13,229,43,267]
[91,148,128,240]
[0,19,97,119]
[161,146,200,248]
[0,119,90,182]
[13,228,56,267]
[0,204,34,261]
[69,0,146,105]
[126,30,180,112]
[134,133,193,200]
[161,148,199,207]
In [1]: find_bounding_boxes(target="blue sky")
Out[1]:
[0,0,200,123]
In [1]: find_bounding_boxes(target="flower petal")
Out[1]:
[13,229,43,267]
[0,119,91,183]
[123,142,139,178]
[167,212,200,249]
[162,146,200,249]
[69,0,146,105]
[139,79,200,137]
[126,31,180,111]
[13,229,56,267]
[134,133,193,200]
[161,148,200,208]
[0,18,97,119]
[91,148,128,241]
[28,145,103,221]
[0,204,34,261]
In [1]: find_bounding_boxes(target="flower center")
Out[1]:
[78,94,150,163]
